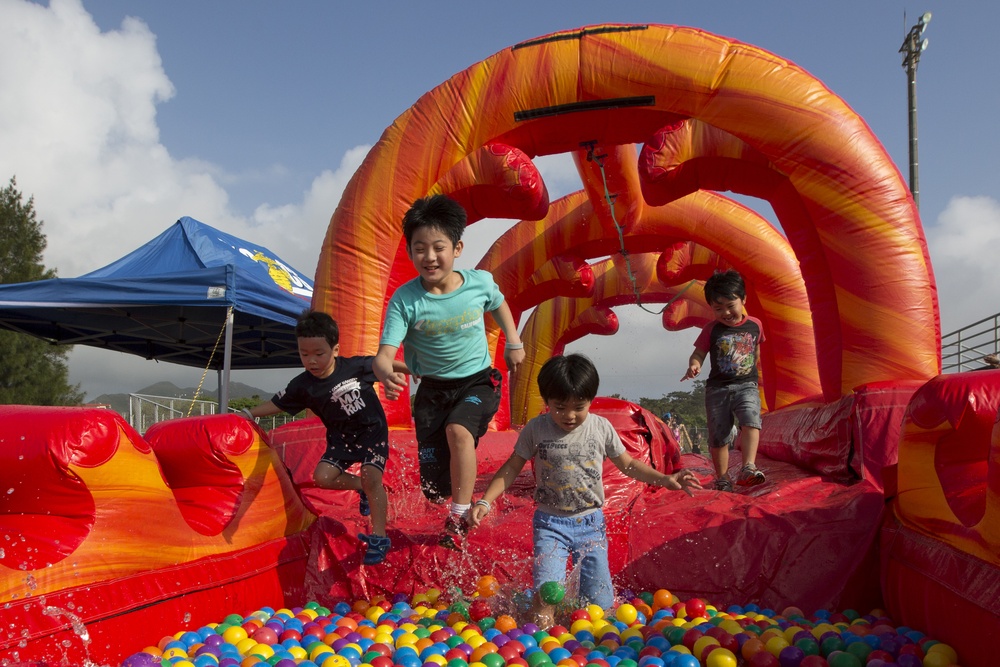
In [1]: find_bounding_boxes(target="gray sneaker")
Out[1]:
[713,477,734,492]
[736,463,766,486]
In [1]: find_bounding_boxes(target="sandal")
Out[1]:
[358,533,391,565]
[358,491,370,517]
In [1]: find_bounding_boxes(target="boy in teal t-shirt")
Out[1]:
[374,194,525,549]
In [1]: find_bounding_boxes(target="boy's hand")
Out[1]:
[382,372,407,400]
[468,501,490,529]
[504,347,525,375]
[663,469,702,496]
[682,360,701,381]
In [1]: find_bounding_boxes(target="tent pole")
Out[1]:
[219,308,234,411]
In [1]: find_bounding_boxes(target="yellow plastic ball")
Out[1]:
[320,654,352,667]
[222,626,249,645]
[310,645,335,662]
[235,638,258,656]
[704,648,738,667]
[426,588,442,603]
[693,636,720,660]
[925,643,959,665]
[615,604,638,625]
[247,644,275,659]
[586,604,605,621]
[764,636,790,658]
[620,627,644,643]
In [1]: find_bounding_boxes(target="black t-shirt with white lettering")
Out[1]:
[271,356,386,446]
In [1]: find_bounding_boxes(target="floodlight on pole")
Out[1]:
[899,11,931,209]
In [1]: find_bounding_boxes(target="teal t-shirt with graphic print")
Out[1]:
[380,269,503,380]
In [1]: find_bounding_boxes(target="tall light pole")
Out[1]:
[899,12,931,210]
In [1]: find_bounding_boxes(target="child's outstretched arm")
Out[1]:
[242,401,282,420]
[611,452,702,497]
[489,301,525,375]
[682,349,706,381]
[373,344,408,398]
[468,452,528,528]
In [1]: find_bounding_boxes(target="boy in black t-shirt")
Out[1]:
[681,270,766,492]
[244,311,408,564]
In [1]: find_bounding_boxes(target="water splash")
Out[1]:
[42,605,93,663]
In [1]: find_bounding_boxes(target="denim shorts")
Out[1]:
[532,509,613,609]
[705,382,761,449]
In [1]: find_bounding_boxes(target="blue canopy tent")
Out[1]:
[0,217,314,407]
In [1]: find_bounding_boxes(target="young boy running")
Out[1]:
[244,310,406,565]
[374,194,525,549]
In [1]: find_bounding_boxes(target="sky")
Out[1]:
[1,0,999,404]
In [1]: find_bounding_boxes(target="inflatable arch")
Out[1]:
[314,23,939,426]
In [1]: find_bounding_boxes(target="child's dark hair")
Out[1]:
[402,194,467,247]
[537,353,600,402]
[295,310,339,347]
[703,269,746,303]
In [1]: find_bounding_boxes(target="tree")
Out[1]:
[638,380,707,431]
[0,177,84,405]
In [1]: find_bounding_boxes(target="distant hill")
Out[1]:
[91,381,270,416]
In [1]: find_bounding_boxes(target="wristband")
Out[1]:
[474,499,491,511]
[505,342,524,350]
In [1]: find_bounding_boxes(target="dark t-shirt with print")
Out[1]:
[271,355,387,449]
[693,316,765,386]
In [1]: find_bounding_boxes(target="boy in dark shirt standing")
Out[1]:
[682,270,766,491]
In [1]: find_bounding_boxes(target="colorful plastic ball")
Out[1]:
[683,599,706,620]
[797,657,828,667]
[476,576,501,598]
[615,605,638,626]
[747,649,780,667]
[825,652,861,667]
[665,655,698,667]
[539,582,566,605]
[123,653,160,667]
[704,648,737,667]
[777,645,804,667]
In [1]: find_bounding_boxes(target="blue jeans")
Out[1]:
[532,509,613,609]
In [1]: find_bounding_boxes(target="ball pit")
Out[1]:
[122,589,963,667]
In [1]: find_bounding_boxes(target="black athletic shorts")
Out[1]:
[412,367,502,501]
[320,420,389,473]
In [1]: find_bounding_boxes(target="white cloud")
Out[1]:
[924,196,1000,335]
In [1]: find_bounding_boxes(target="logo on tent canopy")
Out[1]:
[240,249,313,298]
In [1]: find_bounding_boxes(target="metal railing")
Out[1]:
[127,393,299,433]
[941,312,1000,373]
[129,393,217,432]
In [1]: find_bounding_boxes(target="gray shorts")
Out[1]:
[705,382,761,449]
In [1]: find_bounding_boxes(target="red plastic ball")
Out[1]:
[685,598,707,619]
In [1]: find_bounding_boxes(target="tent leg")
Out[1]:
[219,309,234,411]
